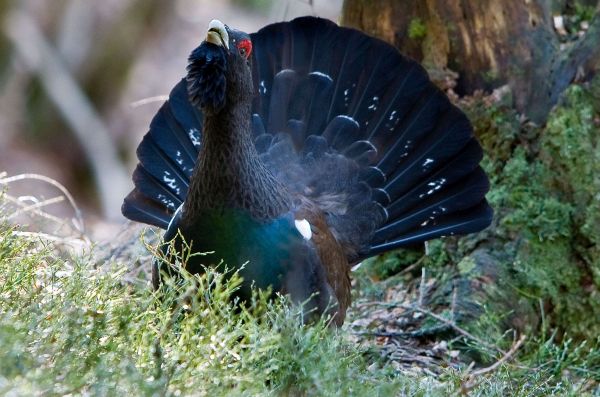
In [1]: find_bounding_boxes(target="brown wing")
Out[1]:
[294,198,351,326]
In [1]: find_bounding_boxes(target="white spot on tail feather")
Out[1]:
[295,219,312,240]
[423,178,447,196]
[175,150,184,166]
[157,194,175,210]
[188,128,201,147]
[163,171,180,195]
[422,158,434,167]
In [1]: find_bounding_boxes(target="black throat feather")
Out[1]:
[183,48,292,223]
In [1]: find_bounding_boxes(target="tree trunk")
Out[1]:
[341,0,600,124]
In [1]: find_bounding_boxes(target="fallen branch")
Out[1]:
[356,300,507,356]
[462,334,527,392]
[354,324,451,339]
[418,267,427,308]
[471,334,526,377]
[397,255,426,276]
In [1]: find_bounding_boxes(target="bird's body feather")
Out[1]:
[122,17,492,324]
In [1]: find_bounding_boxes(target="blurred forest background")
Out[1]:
[0,0,342,237]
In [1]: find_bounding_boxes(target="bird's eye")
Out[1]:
[237,39,252,59]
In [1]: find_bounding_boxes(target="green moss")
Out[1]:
[457,256,477,275]
[574,3,596,23]
[424,239,451,268]
[408,18,427,40]
[482,81,600,338]
[464,101,520,166]
[498,149,573,243]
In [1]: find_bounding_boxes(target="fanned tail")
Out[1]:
[249,17,493,260]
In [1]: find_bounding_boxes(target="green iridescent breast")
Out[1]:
[175,208,305,295]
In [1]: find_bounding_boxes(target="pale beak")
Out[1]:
[206,19,229,50]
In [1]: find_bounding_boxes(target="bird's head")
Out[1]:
[186,20,254,113]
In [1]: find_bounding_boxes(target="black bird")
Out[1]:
[122,17,492,325]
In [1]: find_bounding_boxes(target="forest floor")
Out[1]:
[0,200,598,396]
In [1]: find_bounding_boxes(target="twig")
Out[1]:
[462,334,527,392]
[354,324,451,339]
[418,267,427,308]
[2,194,70,229]
[10,231,89,249]
[0,173,85,233]
[470,334,526,377]
[451,284,458,323]
[397,255,426,276]
[7,195,65,219]
[413,305,504,355]
[130,95,170,108]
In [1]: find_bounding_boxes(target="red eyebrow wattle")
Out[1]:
[237,39,252,58]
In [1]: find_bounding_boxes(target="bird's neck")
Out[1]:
[184,99,291,222]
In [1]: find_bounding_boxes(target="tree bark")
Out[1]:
[341,0,600,124]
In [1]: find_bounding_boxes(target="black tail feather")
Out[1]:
[384,139,483,219]
[122,189,172,229]
[322,115,361,150]
[131,165,182,212]
[373,168,490,242]
[147,104,196,177]
[374,88,449,177]
[382,108,473,199]
[366,201,493,256]
[267,69,300,133]
[302,72,334,135]
[249,17,493,259]
[135,134,189,201]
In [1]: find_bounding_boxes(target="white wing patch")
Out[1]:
[294,219,312,240]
